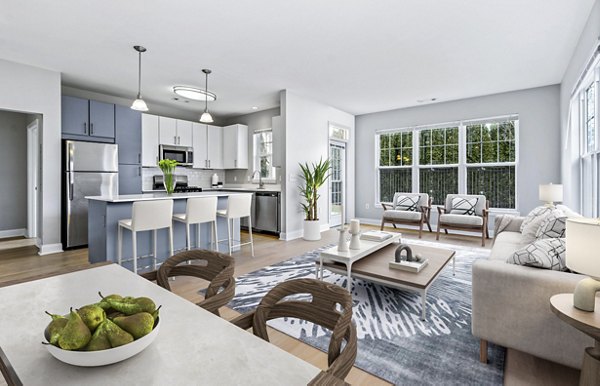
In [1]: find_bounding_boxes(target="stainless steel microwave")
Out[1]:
[159,144,193,166]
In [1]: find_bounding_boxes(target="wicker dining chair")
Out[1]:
[230,278,357,380]
[141,250,235,317]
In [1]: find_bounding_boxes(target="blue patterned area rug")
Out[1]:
[228,239,505,385]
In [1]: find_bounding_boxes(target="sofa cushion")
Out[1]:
[520,206,554,240]
[391,192,429,212]
[394,195,419,211]
[383,210,421,221]
[507,238,567,271]
[445,194,486,216]
[439,213,483,227]
[450,197,479,215]
[536,210,567,239]
[556,204,583,219]
[490,231,530,261]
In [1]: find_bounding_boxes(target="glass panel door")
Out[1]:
[329,141,346,227]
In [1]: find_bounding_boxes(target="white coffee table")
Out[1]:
[318,231,402,291]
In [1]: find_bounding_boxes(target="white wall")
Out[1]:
[281,90,355,239]
[355,85,561,222]
[560,0,600,211]
[0,59,62,254]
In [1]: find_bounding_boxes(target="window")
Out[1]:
[585,82,596,153]
[376,116,519,209]
[578,66,599,217]
[378,131,412,202]
[253,130,276,181]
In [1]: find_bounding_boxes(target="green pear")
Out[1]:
[96,293,123,310]
[77,305,106,332]
[45,311,68,346]
[113,312,154,339]
[83,322,111,351]
[58,309,92,350]
[102,295,156,315]
[151,305,162,322]
[103,319,134,347]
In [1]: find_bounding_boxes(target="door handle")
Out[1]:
[90,123,94,135]
[83,122,87,134]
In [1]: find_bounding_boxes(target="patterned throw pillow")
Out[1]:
[520,206,552,232]
[450,197,478,215]
[394,195,419,212]
[535,210,567,239]
[507,238,567,271]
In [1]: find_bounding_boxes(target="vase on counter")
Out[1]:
[158,159,178,195]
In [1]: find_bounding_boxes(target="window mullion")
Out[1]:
[412,128,419,193]
[458,122,467,195]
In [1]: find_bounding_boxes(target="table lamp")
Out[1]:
[539,183,563,207]
[566,218,600,311]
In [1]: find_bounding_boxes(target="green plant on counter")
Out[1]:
[298,157,331,221]
[158,159,178,195]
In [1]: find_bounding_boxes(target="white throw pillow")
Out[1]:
[520,206,553,240]
[394,195,419,212]
[535,209,566,239]
[450,197,478,215]
[507,238,567,271]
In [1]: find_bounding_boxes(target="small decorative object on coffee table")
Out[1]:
[349,219,361,250]
[550,294,600,386]
[337,226,349,252]
[389,244,429,273]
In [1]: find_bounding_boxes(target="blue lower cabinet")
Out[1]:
[118,164,142,194]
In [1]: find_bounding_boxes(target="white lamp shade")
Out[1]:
[539,184,563,203]
[566,218,600,279]
[131,98,148,112]
[200,111,214,123]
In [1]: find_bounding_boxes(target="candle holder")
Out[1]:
[349,230,361,250]
[337,226,349,252]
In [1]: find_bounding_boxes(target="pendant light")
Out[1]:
[131,45,149,112]
[199,69,214,123]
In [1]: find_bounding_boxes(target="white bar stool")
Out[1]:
[118,199,174,274]
[172,196,218,251]
[217,193,254,256]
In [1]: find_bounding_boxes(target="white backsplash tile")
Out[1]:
[142,167,226,190]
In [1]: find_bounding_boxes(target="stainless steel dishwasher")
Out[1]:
[253,192,280,234]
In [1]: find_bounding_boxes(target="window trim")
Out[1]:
[252,129,276,183]
[375,116,519,211]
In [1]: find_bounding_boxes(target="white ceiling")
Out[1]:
[0,0,595,119]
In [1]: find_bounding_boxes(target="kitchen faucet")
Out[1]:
[252,170,265,189]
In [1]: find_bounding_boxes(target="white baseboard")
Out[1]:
[280,224,331,241]
[38,243,64,256]
[0,228,26,239]
[358,217,495,238]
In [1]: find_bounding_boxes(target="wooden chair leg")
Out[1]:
[480,339,488,363]
[444,229,448,234]
[481,228,486,247]
[436,224,441,241]
[380,217,385,231]
[425,216,432,232]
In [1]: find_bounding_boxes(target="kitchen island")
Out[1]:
[86,192,246,270]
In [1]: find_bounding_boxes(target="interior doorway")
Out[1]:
[27,119,40,241]
[329,141,346,227]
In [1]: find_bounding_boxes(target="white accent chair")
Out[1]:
[436,194,489,246]
[172,196,218,251]
[217,193,254,256]
[118,199,174,273]
[380,193,432,238]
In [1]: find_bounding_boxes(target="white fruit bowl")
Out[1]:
[43,317,160,367]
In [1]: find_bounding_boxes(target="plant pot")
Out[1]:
[303,220,321,241]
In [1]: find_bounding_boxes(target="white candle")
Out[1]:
[350,219,360,234]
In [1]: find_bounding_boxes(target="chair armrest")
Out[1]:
[230,310,256,331]
[140,270,158,282]
[494,215,525,237]
[437,206,446,214]
[381,202,393,211]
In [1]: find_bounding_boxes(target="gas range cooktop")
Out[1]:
[174,186,203,193]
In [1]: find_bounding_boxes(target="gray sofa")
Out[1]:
[471,213,593,369]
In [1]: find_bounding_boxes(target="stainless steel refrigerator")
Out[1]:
[63,140,118,248]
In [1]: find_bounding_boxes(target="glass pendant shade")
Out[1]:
[131,96,148,112]
[200,111,214,123]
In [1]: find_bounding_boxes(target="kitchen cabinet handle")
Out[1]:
[235,159,237,168]
[138,153,141,163]
[138,166,141,176]
[209,160,211,168]
[83,122,87,134]
[90,123,94,135]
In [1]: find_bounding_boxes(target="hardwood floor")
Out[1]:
[0,225,580,385]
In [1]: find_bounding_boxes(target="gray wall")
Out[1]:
[355,85,561,221]
[560,0,600,211]
[222,107,281,184]
[0,110,28,231]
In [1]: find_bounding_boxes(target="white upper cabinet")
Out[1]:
[223,124,248,169]
[208,125,223,169]
[176,119,193,147]
[141,114,159,167]
[159,116,178,145]
[192,123,208,168]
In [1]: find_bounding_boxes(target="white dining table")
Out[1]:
[0,264,320,385]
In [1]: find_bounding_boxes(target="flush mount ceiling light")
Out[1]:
[130,45,149,112]
[173,86,216,102]
[417,97,437,103]
[199,69,214,123]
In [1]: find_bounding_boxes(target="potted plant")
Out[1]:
[299,157,331,241]
[158,159,178,194]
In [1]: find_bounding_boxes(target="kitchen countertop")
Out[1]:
[86,191,247,203]
[142,186,281,194]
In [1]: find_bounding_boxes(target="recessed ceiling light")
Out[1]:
[252,106,258,110]
[417,98,438,103]
[173,86,216,102]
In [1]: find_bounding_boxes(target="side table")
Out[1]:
[550,293,600,386]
